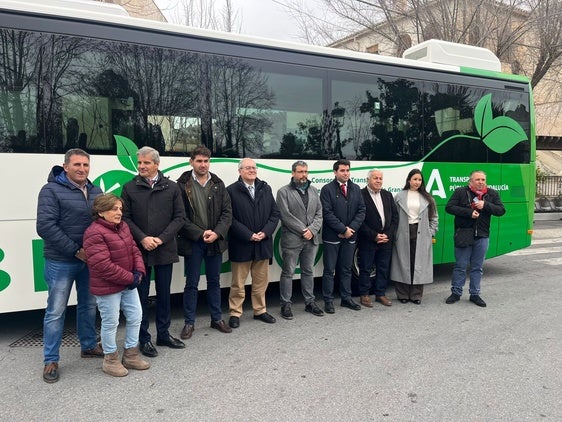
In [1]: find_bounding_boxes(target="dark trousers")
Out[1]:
[357,246,392,296]
[395,224,424,300]
[138,263,173,344]
[183,239,223,325]
[322,240,355,302]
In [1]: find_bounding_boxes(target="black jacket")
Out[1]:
[445,186,505,238]
[357,187,399,250]
[226,177,280,262]
[121,171,186,266]
[320,179,365,242]
[176,170,232,256]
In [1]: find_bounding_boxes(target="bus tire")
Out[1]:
[351,248,376,296]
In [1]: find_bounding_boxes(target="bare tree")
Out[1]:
[278,0,562,88]
[169,0,241,32]
[0,30,37,136]
[210,57,274,156]
[526,0,562,87]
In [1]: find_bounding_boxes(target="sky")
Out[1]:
[154,0,316,42]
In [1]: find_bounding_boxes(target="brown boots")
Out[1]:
[103,351,128,377]
[103,347,150,377]
[122,346,150,371]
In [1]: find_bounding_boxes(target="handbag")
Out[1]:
[454,227,475,248]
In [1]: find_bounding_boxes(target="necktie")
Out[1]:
[341,183,347,197]
[148,179,156,188]
[248,185,255,199]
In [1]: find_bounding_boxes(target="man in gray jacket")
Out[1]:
[277,161,324,319]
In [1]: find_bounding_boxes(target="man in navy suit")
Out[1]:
[320,159,366,313]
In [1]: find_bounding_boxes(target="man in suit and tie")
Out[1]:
[276,161,324,319]
[357,169,399,307]
[226,158,280,328]
[320,159,366,313]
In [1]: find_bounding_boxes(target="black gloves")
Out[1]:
[128,270,144,290]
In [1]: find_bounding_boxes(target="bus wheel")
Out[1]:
[351,248,376,296]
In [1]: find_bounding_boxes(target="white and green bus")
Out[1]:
[0,0,534,313]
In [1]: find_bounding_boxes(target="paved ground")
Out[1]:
[0,221,561,421]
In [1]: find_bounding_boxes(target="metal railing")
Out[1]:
[536,176,562,197]
[536,176,562,212]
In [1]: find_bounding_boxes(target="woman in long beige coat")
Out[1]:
[390,169,438,304]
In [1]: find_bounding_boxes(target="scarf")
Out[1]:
[469,185,488,209]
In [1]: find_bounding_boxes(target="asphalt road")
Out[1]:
[0,220,560,421]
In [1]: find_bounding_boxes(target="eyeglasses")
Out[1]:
[241,166,257,171]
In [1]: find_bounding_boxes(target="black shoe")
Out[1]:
[412,300,421,305]
[156,335,185,349]
[305,302,324,316]
[280,304,294,320]
[446,293,461,304]
[399,298,409,304]
[341,298,361,311]
[43,362,59,383]
[229,316,240,328]
[139,341,159,357]
[324,302,335,314]
[470,295,487,307]
[254,312,276,324]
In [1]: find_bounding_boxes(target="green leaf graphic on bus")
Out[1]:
[92,135,138,196]
[94,169,137,196]
[115,135,140,172]
[0,248,11,293]
[420,94,528,162]
[474,94,527,154]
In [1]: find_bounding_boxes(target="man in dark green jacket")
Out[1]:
[177,145,232,340]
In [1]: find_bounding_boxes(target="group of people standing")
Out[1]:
[317,162,438,311]
[37,146,505,383]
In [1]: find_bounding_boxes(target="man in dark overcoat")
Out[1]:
[121,146,186,357]
[226,158,280,328]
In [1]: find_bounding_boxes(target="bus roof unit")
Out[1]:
[403,39,501,72]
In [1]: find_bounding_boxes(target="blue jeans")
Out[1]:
[183,239,223,325]
[322,240,355,302]
[451,237,489,296]
[357,246,392,296]
[279,240,318,305]
[95,289,142,354]
[43,259,98,364]
[137,264,173,344]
